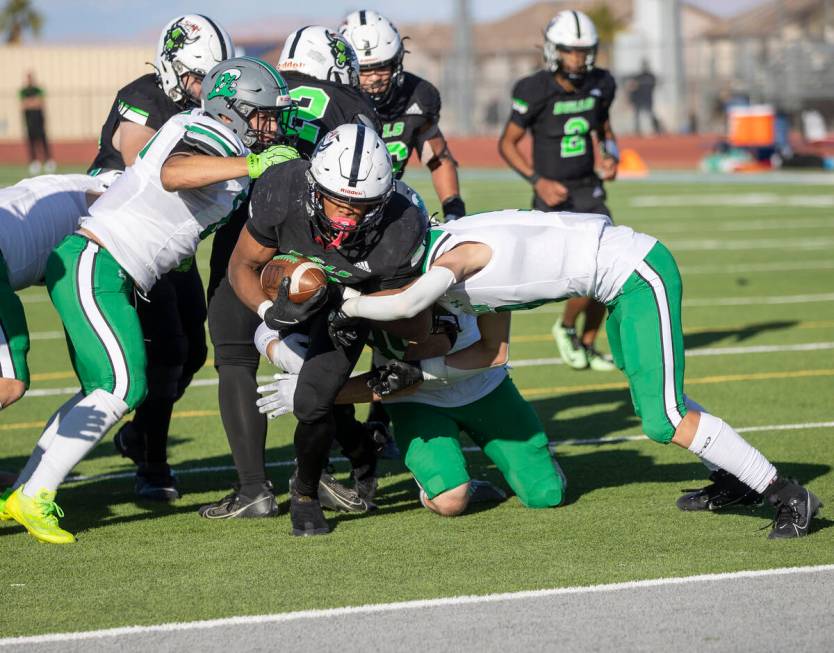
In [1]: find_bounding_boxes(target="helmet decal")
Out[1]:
[329,33,351,69]
[207,69,241,100]
[162,21,198,62]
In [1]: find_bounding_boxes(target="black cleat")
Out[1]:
[114,421,146,467]
[765,478,822,539]
[290,492,330,536]
[198,483,280,519]
[468,479,507,504]
[676,469,764,512]
[365,420,400,460]
[354,474,378,507]
[290,471,370,513]
[135,465,179,502]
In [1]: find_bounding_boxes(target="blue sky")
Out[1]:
[31,0,767,43]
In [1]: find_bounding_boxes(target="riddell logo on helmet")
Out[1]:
[339,187,364,196]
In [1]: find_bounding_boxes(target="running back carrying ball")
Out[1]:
[260,255,327,303]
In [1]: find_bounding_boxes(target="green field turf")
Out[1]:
[1,169,833,637]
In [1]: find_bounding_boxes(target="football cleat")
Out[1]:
[552,319,588,369]
[676,469,764,512]
[114,421,146,467]
[4,487,75,544]
[354,473,378,507]
[290,471,370,513]
[765,478,822,539]
[135,465,180,502]
[365,420,400,460]
[197,483,280,519]
[585,346,617,372]
[0,487,12,521]
[468,479,507,504]
[290,492,330,536]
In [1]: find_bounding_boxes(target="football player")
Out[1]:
[256,308,567,516]
[499,10,618,373]
[89,15,234,501]
[335,210,822,540]
[225,123,430,536]
[2,58,299,544]
[340,10,466,221]
[201,27,383,521]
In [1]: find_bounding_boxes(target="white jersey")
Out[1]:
[0,174,103,290]
[426,210,657,313]
[81,109,249,292]
[377,311,507,409]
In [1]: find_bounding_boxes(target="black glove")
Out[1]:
[327,307,363,348]
[264,277,327,330]
[441,195,466,221]
[368,360,423,396]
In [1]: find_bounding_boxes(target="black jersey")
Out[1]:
[375,72,442,178]
[283,71,380,160]
[89,73,181,173]
[246,159,427,292]
[510,68,616,182]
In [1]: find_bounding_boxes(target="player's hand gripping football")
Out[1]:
[246,144,300,179]
[533,177,569,206]
[256,373,298,419]
[264,277,327,329]
[367,360,424,396]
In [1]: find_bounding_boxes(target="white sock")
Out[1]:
[13,392,85,491]
[684,396,719,473]
[687,412,777,494]
[23,390,128,496]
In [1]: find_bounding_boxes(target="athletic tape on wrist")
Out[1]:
[257,300,273,320]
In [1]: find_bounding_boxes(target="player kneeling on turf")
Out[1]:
[255,309,566,516]
[334,210,822,539]
[3,57,299,544]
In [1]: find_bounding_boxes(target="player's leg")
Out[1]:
[385,402,472,516]
[6,236,146,543]
[609,242,820,538]
[199,276,279,519]
[459,377,566,509]
[0,252,30,410]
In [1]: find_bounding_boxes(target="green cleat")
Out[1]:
[5,487,76,544]
[552,319,588,369]
[0,487,12,521]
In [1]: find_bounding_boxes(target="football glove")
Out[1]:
[246,144,300,179]
[441,195,466,221]
[263,277,327,330]
[256,373,298,419]
[327,307,363,348]
[367,360,423,396]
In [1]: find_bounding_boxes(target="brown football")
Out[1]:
[260,255,327,304]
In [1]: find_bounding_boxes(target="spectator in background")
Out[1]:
[19,72,54,175]
[628,60,663,135]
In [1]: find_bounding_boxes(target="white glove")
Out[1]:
[256,373,299,419]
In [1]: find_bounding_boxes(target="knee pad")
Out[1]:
[293,384,331,424]
[145,364,184,402]
[213,343,260,369]
[643,416,676,444]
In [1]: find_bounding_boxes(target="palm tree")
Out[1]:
[586,3,626,67]
[0,0,43,44]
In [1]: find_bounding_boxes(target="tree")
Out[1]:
[586,3,626,66]
[0,0,43,44]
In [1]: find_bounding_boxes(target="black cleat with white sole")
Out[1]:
[676,469,764,512]
[765,478,822,539]
[290,471,371,513]
[290,493,330,536]
[198,483,280,519]
[136,465,180,502]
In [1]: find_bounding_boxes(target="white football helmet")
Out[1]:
[307,123,394,248]
[156,14,234,106]
[339,10,404,105]
[543,10,598,80]
[277,26,360,88]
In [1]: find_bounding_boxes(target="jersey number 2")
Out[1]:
[289,86,331,145]
[561,117,589,158]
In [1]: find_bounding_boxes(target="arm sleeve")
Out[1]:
[341,267,457,321]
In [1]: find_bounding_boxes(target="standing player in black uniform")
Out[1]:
[201,27,383,520]
[89,14,234,500]
[499,10,619,373]
[227,124,429,536]
[340,10,466,222]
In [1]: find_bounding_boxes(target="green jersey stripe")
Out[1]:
[185,124,236,156]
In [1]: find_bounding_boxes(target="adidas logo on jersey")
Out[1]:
[590,88,602,97]
[405,102,422,115]
[355,261,372,273]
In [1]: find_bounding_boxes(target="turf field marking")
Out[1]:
[678,260,834,275]
[2,564,833,646]
[654,217,834,233]
[631,193,834,208]
[664,237,834,251]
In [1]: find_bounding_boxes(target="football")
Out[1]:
[260,254,328,303]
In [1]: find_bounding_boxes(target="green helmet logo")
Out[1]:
[328,34,351,69]
[207,69,241,100]
[162,21,197,61]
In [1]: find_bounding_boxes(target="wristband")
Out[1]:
[526,172,541,185]
[602,138,620,163]
[257,300,273,320]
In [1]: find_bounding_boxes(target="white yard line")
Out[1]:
[630,193,834,208]
[678,260,834,275]
[2,564,833,647]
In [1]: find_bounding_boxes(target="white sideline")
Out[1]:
[61,420,834,485]
[2,564,833,647]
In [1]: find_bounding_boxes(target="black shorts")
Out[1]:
[533,175,611,218]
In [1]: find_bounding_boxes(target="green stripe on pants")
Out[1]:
[605,241,687,443]
[46,234,147,410]
[0,251,30,387]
